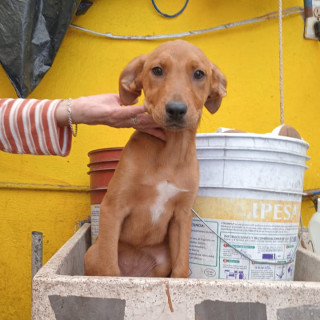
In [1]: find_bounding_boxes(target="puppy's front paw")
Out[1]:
[171,267,189,278]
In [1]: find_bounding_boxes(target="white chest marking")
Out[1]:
[150,181,186,224]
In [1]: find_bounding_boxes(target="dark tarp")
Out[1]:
[0,0,81,98]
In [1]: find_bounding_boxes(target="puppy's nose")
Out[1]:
[166,101,187,121]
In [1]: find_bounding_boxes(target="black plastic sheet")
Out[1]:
[0,0,81,98]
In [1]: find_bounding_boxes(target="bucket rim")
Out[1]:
[87,160,120,167]
[89,187,108,191]
[196,146,310,161]
[197,184,306,196]
[87,168,116,174]
[88,147,123,156]
[196,133,309,148]
[197,156,309,169]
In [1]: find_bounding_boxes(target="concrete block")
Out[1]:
[195,300,267,320]
[49,295,125,320]
[277,305,320,320]
[32,224,320,320]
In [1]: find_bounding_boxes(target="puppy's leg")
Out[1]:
[98,202,130,276]
[168,208,192,278]
[85,201,129,276]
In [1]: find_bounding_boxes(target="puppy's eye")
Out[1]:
[193,70,205,80]
[152,66,163,76]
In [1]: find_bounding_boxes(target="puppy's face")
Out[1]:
[119,40,227,131]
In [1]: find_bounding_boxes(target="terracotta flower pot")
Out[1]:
[87,148,123,204]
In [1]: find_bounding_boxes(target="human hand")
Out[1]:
[56,94,165,140]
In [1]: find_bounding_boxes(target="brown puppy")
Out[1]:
[84,40,226,278]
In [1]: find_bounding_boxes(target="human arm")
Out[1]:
[0,98,71,156]
[55,94,165,140]
[0,94,164,156]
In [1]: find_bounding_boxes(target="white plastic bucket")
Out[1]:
[189,133,309,281]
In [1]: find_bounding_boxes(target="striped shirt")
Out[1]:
[0,98,72,156]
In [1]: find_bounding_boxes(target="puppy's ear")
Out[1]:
[205,63,227,114]
[119,55,146,105]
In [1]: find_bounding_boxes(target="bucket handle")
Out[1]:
[191,208,303,266]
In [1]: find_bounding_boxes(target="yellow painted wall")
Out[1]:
[0,0,319,318]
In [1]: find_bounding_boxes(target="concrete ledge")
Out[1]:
[32,224,320,320]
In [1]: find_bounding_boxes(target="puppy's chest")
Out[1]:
[149,180,187,224]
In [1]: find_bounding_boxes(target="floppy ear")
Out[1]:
[205,63,227,114]
[119,55,146,105]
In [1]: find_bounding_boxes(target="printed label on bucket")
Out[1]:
[91,204,100,243]
[189,197,301,281]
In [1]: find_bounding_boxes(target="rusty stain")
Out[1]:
[165,282,174,313]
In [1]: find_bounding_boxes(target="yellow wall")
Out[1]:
[0,0,319,318]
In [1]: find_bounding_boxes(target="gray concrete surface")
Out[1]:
[49,295,125,320]
[195,300,267,320]
[277,305,320,320]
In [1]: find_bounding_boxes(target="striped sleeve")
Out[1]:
[0,98,72,156]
